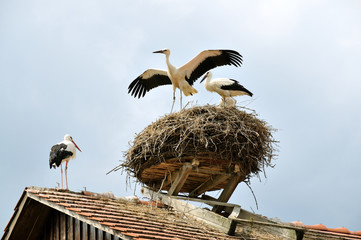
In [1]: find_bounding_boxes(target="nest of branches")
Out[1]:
[120,105,277,188]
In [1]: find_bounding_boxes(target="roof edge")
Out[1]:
[25,188,133,240]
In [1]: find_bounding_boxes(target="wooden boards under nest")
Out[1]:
[121,105,277,195]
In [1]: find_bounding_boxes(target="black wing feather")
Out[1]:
[49,143,73,169]
[128,70,172,98]
[220,79,253,96]
[186,50,243,85]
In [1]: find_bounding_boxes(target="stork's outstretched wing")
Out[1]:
[128,69,172,98]
[180,50,243,85]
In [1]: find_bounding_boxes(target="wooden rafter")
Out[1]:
[189,174,230,197]
[212,172,243,214]
[167,163,193,196]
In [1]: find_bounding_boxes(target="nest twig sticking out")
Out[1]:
[121,105,277,184]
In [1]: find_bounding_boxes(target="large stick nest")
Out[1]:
[120,105,277,192]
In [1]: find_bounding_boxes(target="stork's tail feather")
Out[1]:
[183,86,198,96]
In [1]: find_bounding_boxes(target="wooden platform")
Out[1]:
[139,157,247,213]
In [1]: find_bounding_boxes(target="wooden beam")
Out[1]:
[161,171,179,189]
[167,163,192,196]
[141,187,233,233]
[158,194,241,208]
[212,173,243,214]
[189,174,230,197]
[141,187,277,236]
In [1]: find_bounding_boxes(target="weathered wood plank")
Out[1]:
[67,215,74,240]
[212,173,243,213]
[89,225,96,239]
[189,174,230,197]
[142,187,232,233]
[104,232,112,240]
[97,228,104,240]
[167,163,192,195]
[60,213,66,240]
[54,212,60,240]
[163,171,179,188]
[49,211,55,240]
[82,222,88,240]
[74,218,81,240]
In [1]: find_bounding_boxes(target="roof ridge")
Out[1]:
[291,221,361,237]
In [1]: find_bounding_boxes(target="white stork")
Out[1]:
[128,49,243,112]
[200,71,253,107]
[219,97,237,108]
[49,134,81,189]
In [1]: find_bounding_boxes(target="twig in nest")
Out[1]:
[116,105,278,190]
[245,181,258,210]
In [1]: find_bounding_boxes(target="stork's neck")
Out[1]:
[205,74,212,84]
[165,54,176,75]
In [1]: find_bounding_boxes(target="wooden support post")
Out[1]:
[160,171,179,189]
[167,163,192,196]
[189,174,230,197]
[212,173,242,214]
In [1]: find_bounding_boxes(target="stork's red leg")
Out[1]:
[60,164,63,189]
[65,161,69,189]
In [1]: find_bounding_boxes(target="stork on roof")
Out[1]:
[49,134,81,189]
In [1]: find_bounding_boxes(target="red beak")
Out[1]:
[72,140,82,152]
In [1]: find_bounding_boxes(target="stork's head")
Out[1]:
[200,71,212,83]
[153,48,170,55]
[64,134,82,152]
[64,134,72,141]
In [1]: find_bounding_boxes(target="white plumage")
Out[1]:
[128,49,243,112]
[201,71,253,107]
[219,97,237,108]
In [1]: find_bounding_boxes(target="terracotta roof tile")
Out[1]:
[88,216,104,221]
[327,227,351,234]
[99,221,115,227]
[123,232,140,237]
[58,202,72,207]
[291,221,361,239]
[46,198,60,202]
[65,207,81,212]
[78,212,92,217]
[26,189,39,194]
[25,187,240,240]
[353,231,361,236]
[110,226,128,232]
[305,223,328,231]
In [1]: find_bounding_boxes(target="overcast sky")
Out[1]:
[1,0,361,233]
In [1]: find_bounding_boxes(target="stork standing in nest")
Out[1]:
[200,71,253,107]
[49,134,82,189]
[128,49,243,112]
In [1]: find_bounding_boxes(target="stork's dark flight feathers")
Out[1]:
[128,49,243,112]
[128,69,171,98]
[49,143,73,169]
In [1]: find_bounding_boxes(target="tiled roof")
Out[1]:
[291,221,361,239]
[19,187,242,240]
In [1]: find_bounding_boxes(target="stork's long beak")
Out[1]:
[200,72,209,83]
[72,140,82,152]
[153,50,164,54]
